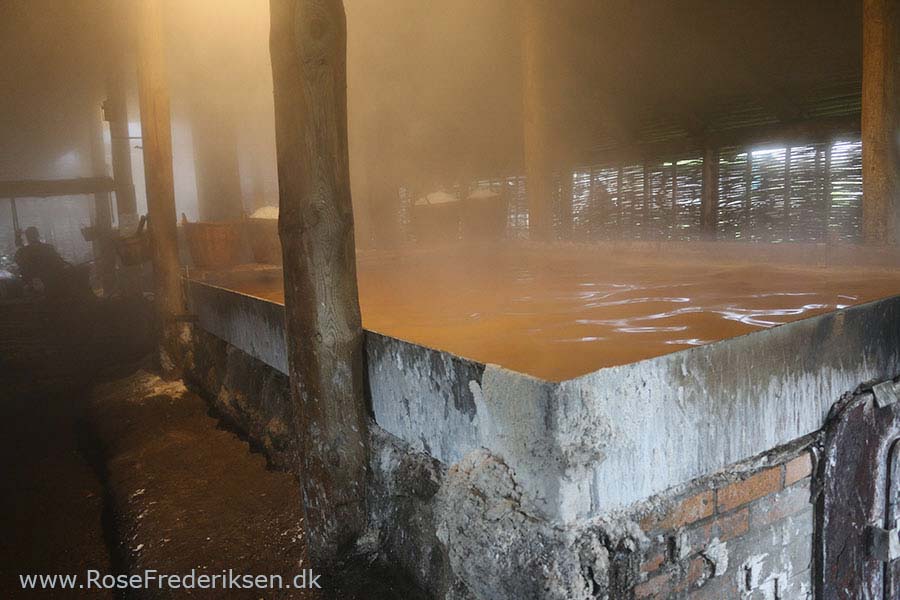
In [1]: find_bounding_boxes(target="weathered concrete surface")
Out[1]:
[367,426,459,599]
[188,272,900,521]
[182,313,862,598]
[563,296,900,515]
[370,295,900,521]
[185,326,296,468]
[367,427,647,600]
[367,334,487,465]
[186,277,289,374]
[184,272,900,596]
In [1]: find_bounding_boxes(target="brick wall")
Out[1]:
[635,450,815,599]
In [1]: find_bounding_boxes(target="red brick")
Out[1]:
[682,522,713,555]
[642,491,715,531]
[634,572,672,599]
[716,466,782,513]
[713,507,749,542]
[749,481,811,528]
[674,556,710,593]
[641,548,667,574]
[784,452,813,486]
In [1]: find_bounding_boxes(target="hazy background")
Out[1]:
[0,0,870,263]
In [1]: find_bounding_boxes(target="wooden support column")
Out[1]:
[701,146,719,238]
[270,0,368,567]
[89,108,116,294]
[105,57,138,222]
[671,160,679,237]
[521,0,554,241]
[744,151,754,211]
[558,167,573,239]
[190,101,245,221]
[783,146,793,239]
[862,0,900,244]
[824,143,833,230]
[137,0,186,372]
[616,164,624,229]
[642,163,652,236]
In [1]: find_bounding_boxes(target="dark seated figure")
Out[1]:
[15,227,72,298]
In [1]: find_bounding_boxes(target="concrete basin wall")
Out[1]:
[185,277,900,523]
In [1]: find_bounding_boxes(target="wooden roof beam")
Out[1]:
[0,177,116,199]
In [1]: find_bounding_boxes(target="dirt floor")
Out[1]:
[0,296,153,598]
[0,378,116,599]
[87,370,423,599]
[0,297,423,599]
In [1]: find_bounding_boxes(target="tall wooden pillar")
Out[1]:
[137,0,186,372]
[783,146,793,239]
[558,167,573,238]
[823,143,833,230]
[190,100,245,221]
[671,160,679,236]
[521,0,554,241]
[89,107,115,294]
[270,0,368,567]
[105,58,138,222]
[701,146,719,238]
[862,0,900,244]
[642,163,652,236]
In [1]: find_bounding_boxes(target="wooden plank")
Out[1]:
[0,177,115,199]
[269,0,368,568]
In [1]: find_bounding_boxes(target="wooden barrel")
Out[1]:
[412,192,461,243]
[462,190,507,240]
[246,218,282,264]
[183,221,243,269]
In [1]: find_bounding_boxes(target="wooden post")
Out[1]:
[862,0,900,244]
[824,142,833,231]
[643,163,652,236]
[89,108,116,294]
[558,167,573,239]
[270,0,368,567]
[137,0,186,372]
[616,164,624,231]
[105,58,138,221]
[783,146,792,240]
[190,101,245,221]
[701,146,719,238]
[744,151,754,237]
[671,160,679,238]
[521,0,554,241]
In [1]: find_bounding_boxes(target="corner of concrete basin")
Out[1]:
[186,272,900,529]
[552,292,900,516]
[370,294,900,524]
[367,329,585,520]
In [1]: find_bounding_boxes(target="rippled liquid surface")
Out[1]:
[223,243,900,381]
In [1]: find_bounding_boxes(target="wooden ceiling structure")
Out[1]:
[541,0,865,166]
[516,0,897,243]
